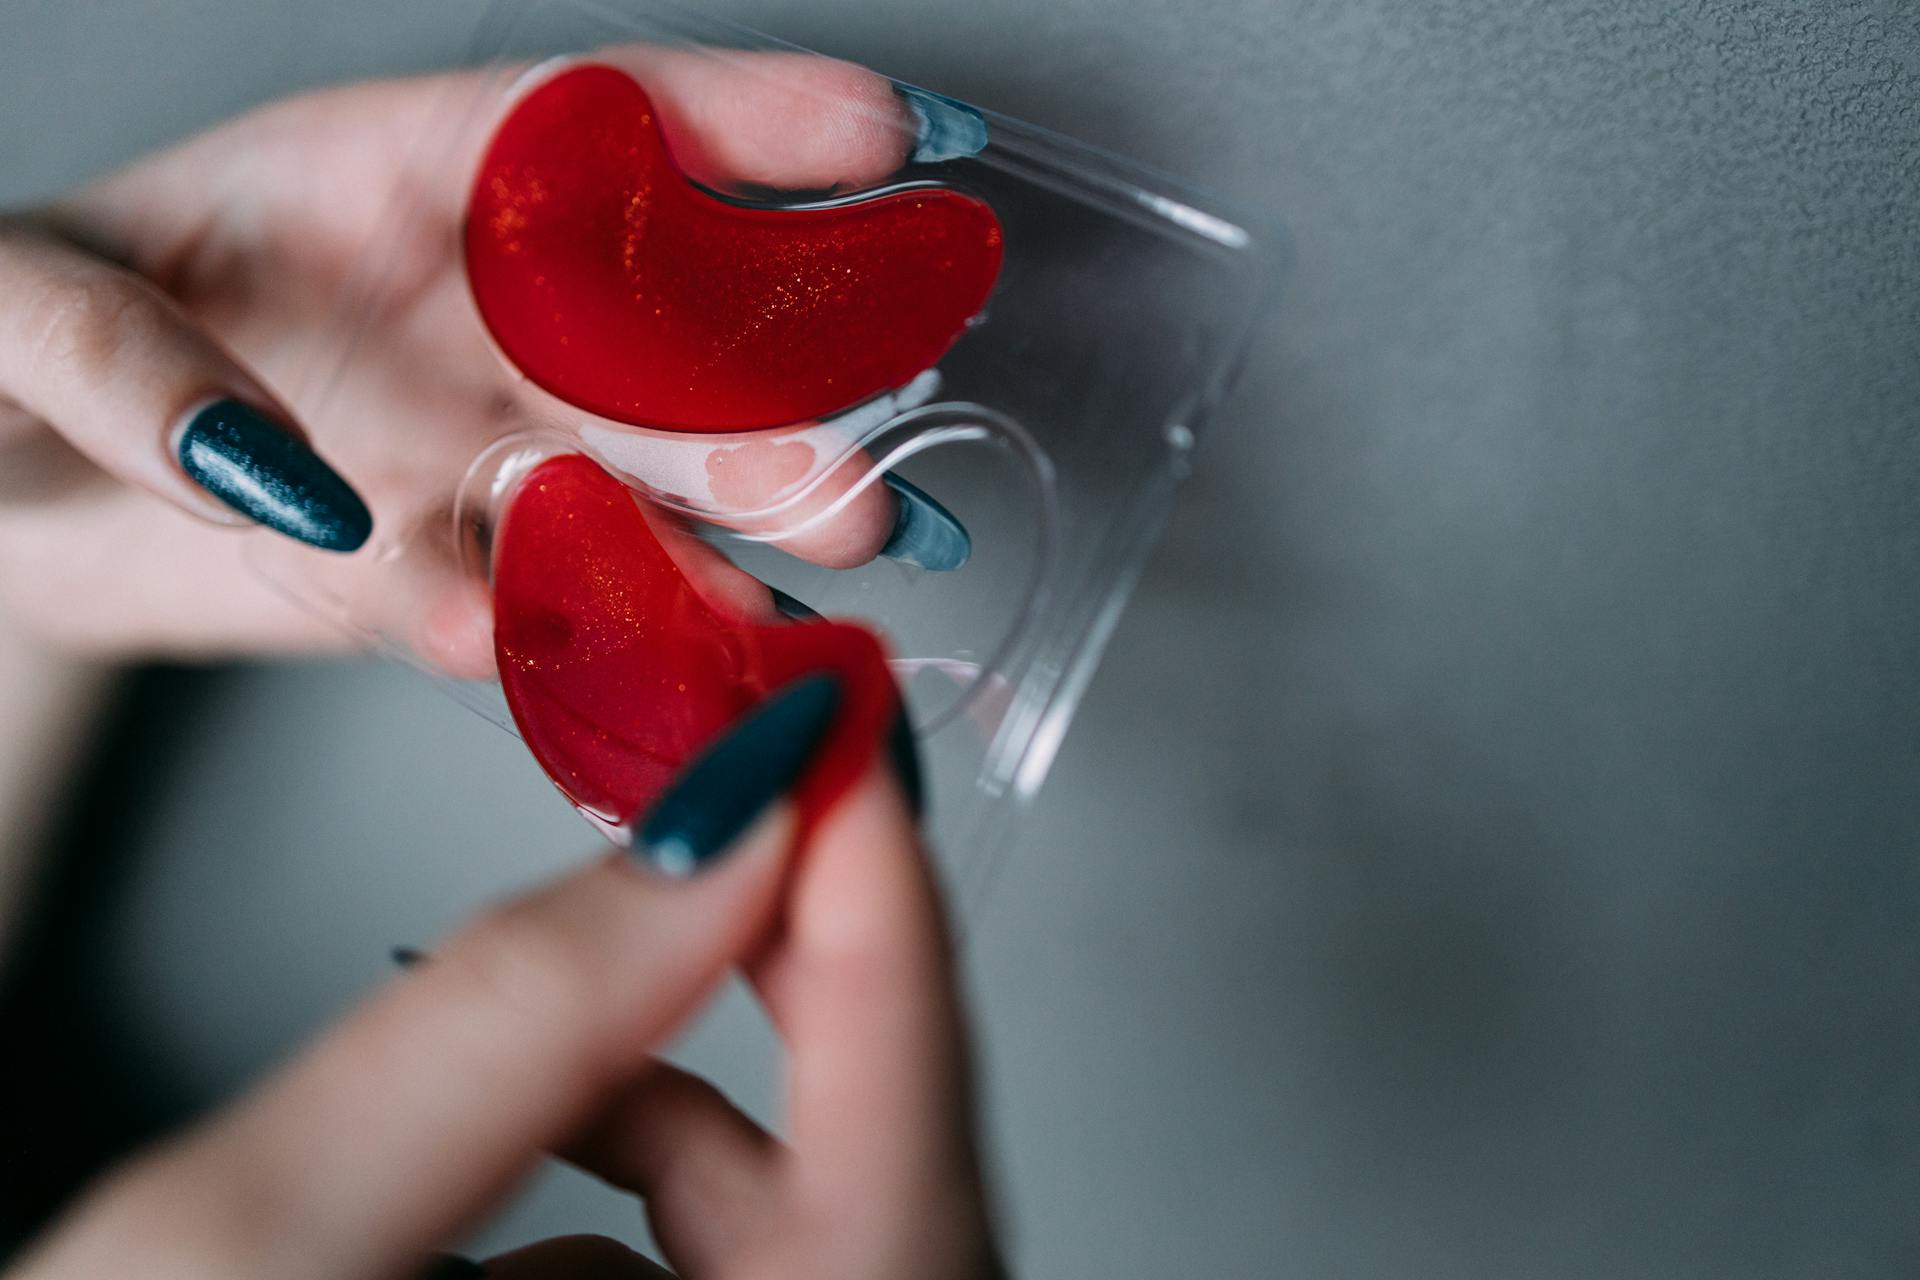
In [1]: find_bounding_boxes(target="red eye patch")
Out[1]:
[492,454,901,836]
[465,62,1004,432]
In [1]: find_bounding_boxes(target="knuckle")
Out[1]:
[22,270,167,378]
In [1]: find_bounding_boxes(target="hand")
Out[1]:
[7,679,1003,1280]
[0,47,976,668]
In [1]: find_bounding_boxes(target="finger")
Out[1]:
[687,433,903,572]
[561,1062,779,1276]
[715,455,968,574]
[580,372,969,574]
[560,45,919,194]
[636,498,786,624]
[749,763,986,1215]
[402,571,498,681]
[25,678,847,1280]
[584,424,898,573]
[483,1234,674,1280]
[0,451,354,656]
[0,220,371,552]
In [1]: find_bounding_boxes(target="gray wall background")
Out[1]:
[4,0,1917,1275]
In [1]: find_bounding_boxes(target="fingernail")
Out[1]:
[419,1254,485,1279]
[881,473,971,571]
[898,84,989,163]
[175,399,372,552]
[636,673,843,877]
[390,945,426,969]
[887,709,925,818]
[768,586,822,622]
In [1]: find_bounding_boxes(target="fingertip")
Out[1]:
[700,434,900,569]
[779,475,899,569]
[412,580,497,680]
[597,47,914,192]
[767,55,918,185]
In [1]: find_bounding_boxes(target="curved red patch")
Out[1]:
[466,63,1004,432]
[492,454,900,836]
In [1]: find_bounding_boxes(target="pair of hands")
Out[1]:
[1,46,1001,1280]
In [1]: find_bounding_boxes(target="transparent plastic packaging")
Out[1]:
[254,0,1284,900]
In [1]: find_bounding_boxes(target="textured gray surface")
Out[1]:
[5,0,1919,1275]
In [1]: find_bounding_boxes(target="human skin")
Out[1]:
[0,48,1003,1279]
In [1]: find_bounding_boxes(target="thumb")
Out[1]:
[0,216,370,551]
[13,675,846,1280]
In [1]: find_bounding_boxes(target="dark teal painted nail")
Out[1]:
[881,473,970,571]
[418,1256,485,1279]
[176,399,372,552]
[636,674,843,876]
[886,709,925,818]
[898,85,988,163]
[390,946,426,969]
[768,586,822,622]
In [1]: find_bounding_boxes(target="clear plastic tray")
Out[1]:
[253,0,1285,901]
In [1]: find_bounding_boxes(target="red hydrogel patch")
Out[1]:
[493,454,901,836]
[466,63,1005,432]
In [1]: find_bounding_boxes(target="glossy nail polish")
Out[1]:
[175,399,372,552]
[881,473,971,571]
[898,84,990,163]
[636,673,843,877]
